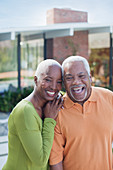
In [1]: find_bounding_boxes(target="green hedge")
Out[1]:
[0,85,112,113]
[0,86,34,113]
[104,86,113,91]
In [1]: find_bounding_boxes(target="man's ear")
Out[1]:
[34,76,38,86]
[89,74,92,83]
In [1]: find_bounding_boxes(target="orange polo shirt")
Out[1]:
[49,86,113,170]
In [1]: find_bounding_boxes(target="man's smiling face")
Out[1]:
[64,61,92,105]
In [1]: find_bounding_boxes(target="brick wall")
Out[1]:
[46,8,88,24]
[52,31,89,64]
[46,39,53,59]
[46,8,89,63]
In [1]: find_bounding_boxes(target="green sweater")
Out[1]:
[2,100,56,170]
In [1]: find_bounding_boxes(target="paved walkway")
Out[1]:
[0,112,9,170]
[0,112,9,136]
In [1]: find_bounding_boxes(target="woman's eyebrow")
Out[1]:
[44,75,52,78]
[65,74,72,76]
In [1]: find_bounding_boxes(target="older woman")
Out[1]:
[2,59,63,170]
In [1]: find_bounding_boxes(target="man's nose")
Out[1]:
[72,77,81,85]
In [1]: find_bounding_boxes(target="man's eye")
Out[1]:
[79,75,86,78]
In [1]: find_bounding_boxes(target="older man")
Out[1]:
[49,56,113,170]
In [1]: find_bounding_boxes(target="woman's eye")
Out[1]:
[45,79,51,82]
[57,81,62,84]
[66,77,73,80]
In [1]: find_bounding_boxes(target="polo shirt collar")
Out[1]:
[88,87,97,102]
[63,93,74,108]
[64,87,97,109]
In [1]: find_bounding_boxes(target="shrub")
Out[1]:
[0,86,34,113]
[0,84,112,113]
[104,86,113,91]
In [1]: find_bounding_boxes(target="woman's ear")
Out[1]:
[34,76,38,86]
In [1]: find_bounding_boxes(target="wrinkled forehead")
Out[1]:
[64,61,85,71]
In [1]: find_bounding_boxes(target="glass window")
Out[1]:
[0,40,17,93]
[20,39,44,87]
[89,33,110,87]
[0,38,44,93]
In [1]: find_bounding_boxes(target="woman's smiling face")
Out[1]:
[36,65,62,102]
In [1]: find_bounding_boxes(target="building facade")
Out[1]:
[0,8,113,92]
[46,8,89,63]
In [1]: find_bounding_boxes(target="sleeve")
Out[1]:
[13,105,56,168]
[49,115,65,165]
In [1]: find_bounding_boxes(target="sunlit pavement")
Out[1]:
[0,112,9,170]
[0,136,8,170]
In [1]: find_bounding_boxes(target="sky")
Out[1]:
[0,0,113,29]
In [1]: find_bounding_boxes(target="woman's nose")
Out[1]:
[51,81,57,90]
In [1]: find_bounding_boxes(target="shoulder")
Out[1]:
[10,100,41,130]
[92,86,113,104]
[92,86,113,95]
[10,100,37,123]
[12,100,33,115]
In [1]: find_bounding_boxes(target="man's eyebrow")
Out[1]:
[78,72,86,74]
[65,72,86,76]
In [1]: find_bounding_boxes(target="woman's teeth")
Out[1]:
[47,91,55,95]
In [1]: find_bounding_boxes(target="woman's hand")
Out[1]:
[43,93,63,120]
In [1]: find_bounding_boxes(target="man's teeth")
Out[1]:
[73,88,83,93]
[47,91,55,95]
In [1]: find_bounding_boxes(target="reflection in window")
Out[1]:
[0,40,17,92]
[0,38,44,93]
[89,33,110,87]
[21,39,44,87]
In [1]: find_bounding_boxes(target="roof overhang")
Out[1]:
[0,22,113,41]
